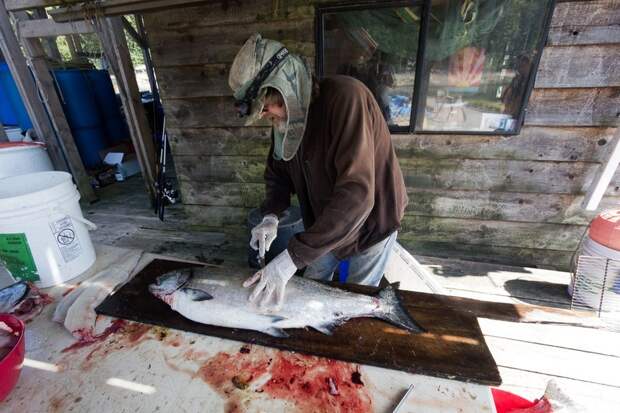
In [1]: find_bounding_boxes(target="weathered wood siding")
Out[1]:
[144,0,620,270]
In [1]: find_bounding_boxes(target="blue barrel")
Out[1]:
[0,79,18,126]
[0,62,32,130]
[247,207,304,269]
[85,69,130,145]
[53,69,107,169]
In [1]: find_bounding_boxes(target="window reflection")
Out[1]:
[322,7,421,128]
[418,0,552,133]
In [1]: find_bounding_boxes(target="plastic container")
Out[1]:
[53,69,107,169]
[0,314,25,402]
[85,69,130,145]
[0,62,32,130]
[589,209,620,251]
[0,171,96,287]
[0,142,54,180]
[0,77,18,126]
[247,207,304,268]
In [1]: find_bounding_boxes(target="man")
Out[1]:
[229,34,408,311]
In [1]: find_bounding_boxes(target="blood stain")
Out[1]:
[196,347,372,413]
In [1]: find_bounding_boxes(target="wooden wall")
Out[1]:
[143,0,620,270]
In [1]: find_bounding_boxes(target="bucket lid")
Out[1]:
[589,209,620,251]
[0,171,77,213]
[0,142,46,152]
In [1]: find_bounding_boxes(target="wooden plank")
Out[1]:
[182,205,251,229]
[479,319,620,357]
[173,154,620,195]
[486,336,620,387]
[143,0,314,31]
[525,88,620,127]
[180,181,264,207]
[400,157,604,194]
[0,3,68,172]
[98,259,503,385]
[536,45,620,88]
[176,180,616,225]
[167,127,271,156]
[13,12,97,202]
[171,126,616,161]
[155,64,233,99]
[400,240,574,270]
[147,19,314,67]
[50,1,220,22]
[551,0,620,28]
[5,0,83,10]
[392,127,616,163]
[399,216,586,251]
[174,155,265,183]
[405,188,617,225]
[582,128,620,210]
[17,18,93,38]
[163,97,271,129]
[547,24,620,46]
[96,17,157,202]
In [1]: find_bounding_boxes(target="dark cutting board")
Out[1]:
[96,259,501,385]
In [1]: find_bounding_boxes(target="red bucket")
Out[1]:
[0,314,25,401]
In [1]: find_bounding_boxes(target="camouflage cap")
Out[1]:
[229,33,312,161]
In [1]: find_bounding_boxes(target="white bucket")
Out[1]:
[0,142,54,180]
[0,171,96,287]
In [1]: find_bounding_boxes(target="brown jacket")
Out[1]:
[261,75,408,268]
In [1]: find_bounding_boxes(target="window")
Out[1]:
[317,0,555,135]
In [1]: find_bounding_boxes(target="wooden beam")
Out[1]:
[12,11,97,202]
[30,8,62,62]
[0,2,68,171]
[582,128,620,210]
[50,1,211,22]
[95,16,157,202]
[121,16,147,49]
[5,0,83,11]
[18,19,94,38]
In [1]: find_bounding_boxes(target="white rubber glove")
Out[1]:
[243,249,297,311]
[250,214,279,259]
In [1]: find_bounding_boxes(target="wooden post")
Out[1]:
[0,2,67,170]
[96,16,157,202]
[12,12,97,202]
[32,8,62,62]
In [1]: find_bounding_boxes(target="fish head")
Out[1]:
[149,268,192,299]
[0,281,29,313]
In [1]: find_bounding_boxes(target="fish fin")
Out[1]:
[269,315,287,323]
[311,322,338,335]
[263,327,289,338]
[181,287,213,301]
[375,283,425,333]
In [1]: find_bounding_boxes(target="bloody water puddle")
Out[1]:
[197,346,372,413]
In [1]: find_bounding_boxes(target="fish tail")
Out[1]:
[375,283,425,333]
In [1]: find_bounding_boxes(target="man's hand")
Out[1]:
[243,250,297,311]
[250,214,279,259]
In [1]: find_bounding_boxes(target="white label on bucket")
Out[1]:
[50,216,81,263]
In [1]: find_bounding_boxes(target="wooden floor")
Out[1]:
[84,176,620,412]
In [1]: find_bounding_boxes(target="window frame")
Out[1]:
[315,0,557,136]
